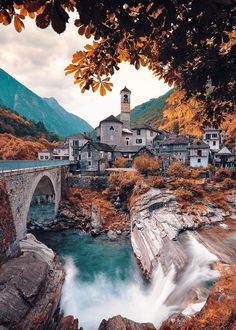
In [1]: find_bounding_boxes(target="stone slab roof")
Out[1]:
[189,141,210,149]
[100,115,123,125]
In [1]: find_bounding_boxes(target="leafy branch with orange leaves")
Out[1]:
[0,0,235,121]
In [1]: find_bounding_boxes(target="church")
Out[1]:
[95,87,158,158]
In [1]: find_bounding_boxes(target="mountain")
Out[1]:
[0,69,93,136]
[130,89,173,127]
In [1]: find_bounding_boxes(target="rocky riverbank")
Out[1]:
[0,234,65,329]
[130,188,236,277]
[28,187,131,239]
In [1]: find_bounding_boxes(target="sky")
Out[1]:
[0,15,170,128]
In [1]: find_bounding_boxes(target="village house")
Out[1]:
[214,146,235,168]
[132,124,158,148]
[67,133,91,161]
[189,141,210,168]
[158,136,190,163]
[80,141,114,175]
[203,127,221,153]
[52,143,69,160]
[38,150,52,161]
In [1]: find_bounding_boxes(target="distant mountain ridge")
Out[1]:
[0,69,93,137]
[130,89,173,127]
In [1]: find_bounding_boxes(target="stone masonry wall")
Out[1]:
[0,179,19,263]
[67,175,108,192]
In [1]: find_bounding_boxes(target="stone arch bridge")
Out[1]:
[0,161,71,242]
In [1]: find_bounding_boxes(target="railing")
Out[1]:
[0,160,71,172]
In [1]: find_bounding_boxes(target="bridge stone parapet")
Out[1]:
[0,164,70,245]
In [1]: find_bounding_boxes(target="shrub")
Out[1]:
[134,154,160,176]
[222,178,235,189]
[112,157,129,168]
[215,168,232,179]
[109,171,143,197]
[175,189,194,201]
[167,160,191,178]
[147,176,165,188]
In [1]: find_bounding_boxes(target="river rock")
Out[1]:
[59,315,79,330]
[0,234,64,329]
[107,230,118,240]
[130,188,236,277]
[98,315,156,330]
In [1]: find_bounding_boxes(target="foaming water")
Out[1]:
[60,233,219,329]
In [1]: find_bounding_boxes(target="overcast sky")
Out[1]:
[0,16,170,128]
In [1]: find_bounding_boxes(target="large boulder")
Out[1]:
[98,315,156,330]
[0,234,64,329]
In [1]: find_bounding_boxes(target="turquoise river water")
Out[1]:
[35,229,220,330]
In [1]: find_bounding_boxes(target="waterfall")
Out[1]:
[61,234,219,330]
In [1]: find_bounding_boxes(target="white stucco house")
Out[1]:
[189,141,210,168]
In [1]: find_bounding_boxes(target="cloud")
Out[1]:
[0,17,170,127]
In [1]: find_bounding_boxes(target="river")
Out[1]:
[35,229,222,330]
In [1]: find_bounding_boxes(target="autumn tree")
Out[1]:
[0,0,234,124]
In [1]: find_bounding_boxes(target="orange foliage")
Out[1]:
[112,157,129,168]
[146,176,165,188]
[134,154,160,175]
[0,133,58,160]
[167,160,191,178]
[68,187,129,231]
[109,171,143,196]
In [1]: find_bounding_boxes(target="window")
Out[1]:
[88,151,91,158]
[79,155,81,160]
[212,133,218,138]
[213,141,216,146]
[137,129,141,135]
[197,158,201,163]
[136,139,142,144]
[150,131,153,137]
[126,137,129,146]
[45,156,49,160]
[40,156,44,160]
[110,126,114,131]
[197,150,202,156]
[205,134,211,139]
[123,94,128,103]
[88,161,91,166]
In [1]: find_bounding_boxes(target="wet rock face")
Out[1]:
[98,315,156,330]
[130,188,235,277]
[0,234,64,330]
[160,265,236,330]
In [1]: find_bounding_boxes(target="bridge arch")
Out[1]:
[27,175,57,229]
[4,167,62,241]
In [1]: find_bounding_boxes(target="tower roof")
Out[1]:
[120,86,131,93]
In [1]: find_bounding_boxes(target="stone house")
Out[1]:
[38,150,52,160]
[189,141,210,168]
[203,127,221,152]
[80,141,114,174]
[214,146,235,169]
[158,136,190,162]
[67,133,91,161]
[131,124,158,148]
[52,143,69,160]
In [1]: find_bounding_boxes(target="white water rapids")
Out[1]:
[61,234,219,330]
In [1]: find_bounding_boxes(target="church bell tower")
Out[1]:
[120,86,131,130]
